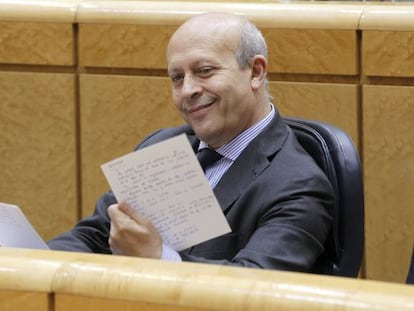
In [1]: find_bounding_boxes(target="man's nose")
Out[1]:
[182,75,202,98]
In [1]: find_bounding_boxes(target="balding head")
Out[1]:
[168,13,244,61]
[168,13,267,70]
[166,12,270,148]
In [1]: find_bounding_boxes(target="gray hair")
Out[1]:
[235,20,270,100]
[235,20,268,69]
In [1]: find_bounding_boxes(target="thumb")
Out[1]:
[118,201,141,222]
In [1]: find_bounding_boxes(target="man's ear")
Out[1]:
[250,55,268,91]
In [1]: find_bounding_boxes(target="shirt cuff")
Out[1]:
[161,243,182,261]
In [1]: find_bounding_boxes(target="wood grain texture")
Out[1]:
[42,250,414,311]
[79,74,182,217]
[265,29,358,75]
[0,21,74,65]
[0,0,77,23]
[360,5,414,31]
[1,239,414,311]
[0,291,50,311]
[55,295,207,311]
[270,81,360,148]
[78,24,176,69]
[0,72,78,240]
[363,31,414,77]
[363,85,414,283]
[76,1,363,29]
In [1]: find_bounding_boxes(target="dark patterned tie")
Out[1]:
[197,148,223,172]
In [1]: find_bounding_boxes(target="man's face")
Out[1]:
[167,25,259,148]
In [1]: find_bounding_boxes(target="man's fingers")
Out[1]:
[118,201,144,223]
[107,202,162,258]
[108,203,134,227]
[107,204,119,220]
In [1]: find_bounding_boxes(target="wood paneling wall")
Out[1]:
[0,17,78,245]
[0,0,413,283]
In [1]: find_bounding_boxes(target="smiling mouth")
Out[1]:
[187,100,216,114]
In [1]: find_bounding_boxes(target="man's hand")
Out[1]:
[107,202,162,258]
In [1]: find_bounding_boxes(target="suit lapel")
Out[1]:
[213,111,289,213]
[185,110,289,213]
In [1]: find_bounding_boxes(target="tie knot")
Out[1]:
[197,148,223,172]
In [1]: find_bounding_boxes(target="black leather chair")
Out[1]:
[406,245,414,284]
[284,117,364,277]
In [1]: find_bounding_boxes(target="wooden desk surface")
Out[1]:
[1,248,414,310]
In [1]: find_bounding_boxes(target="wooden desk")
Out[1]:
[1,248,414,311]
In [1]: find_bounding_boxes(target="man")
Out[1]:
[48,12,334,273]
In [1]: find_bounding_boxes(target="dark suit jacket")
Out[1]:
[48,110,334,273]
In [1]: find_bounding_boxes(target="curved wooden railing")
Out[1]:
[0,247,414,311]
[1,0,414,30]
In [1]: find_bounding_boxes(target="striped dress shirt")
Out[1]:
[198,104,275,189]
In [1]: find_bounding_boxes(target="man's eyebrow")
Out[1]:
[167,58,217,74]
[167,68,179,75]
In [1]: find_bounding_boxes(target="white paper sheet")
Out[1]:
[0,202,49,250]
[101,134,231,251]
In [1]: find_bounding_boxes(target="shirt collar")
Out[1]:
[199,104,275,160]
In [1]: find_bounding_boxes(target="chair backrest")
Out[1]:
[284,117,364,277]
[406,245,414,284]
